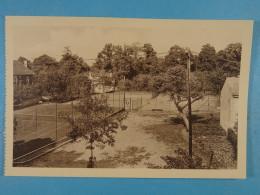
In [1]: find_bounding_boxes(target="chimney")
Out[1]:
[23,60,28,68]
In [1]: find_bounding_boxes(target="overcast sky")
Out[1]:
[13,19,245,66]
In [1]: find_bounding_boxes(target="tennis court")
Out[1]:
[13,91,153,160]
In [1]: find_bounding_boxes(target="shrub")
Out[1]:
[227,123,238,160]
[147,148,204,169]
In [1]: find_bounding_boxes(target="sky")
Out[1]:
[13,19,245,66]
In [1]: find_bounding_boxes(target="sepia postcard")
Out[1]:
[5,16,253,178]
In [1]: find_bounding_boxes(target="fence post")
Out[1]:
[35,107,37,138]
[113,91,114,108]
[208,95,210,111]
[130,97,132,111]
[72,101,74,120]
[119,91,120,110]
[56,102,58,141]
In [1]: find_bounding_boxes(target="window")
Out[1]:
[26,76,30,84]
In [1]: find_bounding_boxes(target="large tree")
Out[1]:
[32,54,59,74]
[149,65,204,130]
[164,45,187,68]
[217,43,242,77]
[197,44,217,72]
[141,43,159,75]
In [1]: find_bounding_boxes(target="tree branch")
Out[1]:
[180,96,202,110]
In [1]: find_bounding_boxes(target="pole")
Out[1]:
[187,48,192,157]
[56,102,58,141]
[123,76,126,109]
[35,107,37,138]
[72,101,74,120]
[113,91,114,108]
[208,94,210,111]
[119,91,120,110]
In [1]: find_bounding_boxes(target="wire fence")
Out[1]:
[13,91,151,160]
[93,91,150,111]
[13,102,75,159]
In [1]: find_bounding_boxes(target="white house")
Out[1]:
[88,72,115,94]
[220,77,239,131]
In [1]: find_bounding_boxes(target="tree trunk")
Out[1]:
[173,99,189,131]
[87,140,94,168]
[179,111,189,131]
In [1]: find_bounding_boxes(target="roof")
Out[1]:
[13,60,35,76]
[225,77,239,97]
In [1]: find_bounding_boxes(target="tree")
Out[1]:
[141,43,159,74]
[61,83,128,168]
[18,56,33,69]
[197,44,217,72]
[149,65,204,130]
[217,43,242,77]
[32,54,59,74]
[164,45,187,68]
[57,47,90,100]
[93,43,119,72]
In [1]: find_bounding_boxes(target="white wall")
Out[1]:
[220,83,239,131]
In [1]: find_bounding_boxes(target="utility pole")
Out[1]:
[187,48,192,157]
[123,75,126,109]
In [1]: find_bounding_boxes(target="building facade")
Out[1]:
[220,77,239,131]
[13,60,35,86]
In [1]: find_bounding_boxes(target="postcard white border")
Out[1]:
[5,16,253,178]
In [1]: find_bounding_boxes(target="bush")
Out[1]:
[170,116,184,125]
[227,124,237,160]
[147,148,204,169]
[117,79,132,91]
[131,74,150,91]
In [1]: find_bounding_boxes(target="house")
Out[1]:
[88,71,115,94]
[220,77,239,131]
[13,60,35,86]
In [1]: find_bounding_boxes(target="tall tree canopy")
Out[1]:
[217,43,242,77]
[32,54,59,74]
[164,45,187,68]
[197,44,217,72]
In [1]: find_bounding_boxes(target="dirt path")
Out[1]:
[56,111,177,168]
[31,97,184,168]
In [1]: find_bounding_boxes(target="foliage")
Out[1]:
[30,47,90,101]
[61,88,128,168]
[131,74,151,91]
[197,44,217,72]
[164,45,187,68]
[227,122,238,160]
[217,43,241,77]
[149,65,204,130]
[32,54,59,74]
[14,84,41,104]
[147,148,204,169]
[17,56,33,69]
